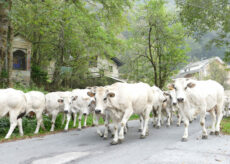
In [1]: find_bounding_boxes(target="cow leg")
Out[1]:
[78,112,83,130]
[181,116,189,142]
[118,109,133,142]
[139,115,144,132]
[200,112,208,139]
[141,105,152,138]
[34,111,43,134]
[156,107,162,129]
[17,118,24,136]
[210,110,216,135]
[215,104,223,135]
[103,114,110,139]
[5,112,18,139]
[83,115,88,128]
[50,113,58,132]
[111,120,119,145]
[61,113,66,126]
[64,113,71,131]
[73,113,77,127]
[94,114,103,137]
[177,111,182,127]
[166,108,171,127]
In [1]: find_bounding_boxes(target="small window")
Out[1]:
[109,66,113,72]
[13,50,27,70]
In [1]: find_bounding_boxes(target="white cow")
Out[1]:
[224,96,230,117]
[63,89,95,131]
[88,82,154,145]
[25,91,46,134]
[164,89,182,126]
[0,88,27,139]
[150,86,168,128]
[171,78,224,142]
[45,91,72,131]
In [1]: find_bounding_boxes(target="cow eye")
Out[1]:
[185,86,187,90]
[104,97,107,101]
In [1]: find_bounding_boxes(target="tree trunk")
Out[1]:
[0,2,8,78]
[148,26,158,86]
[7,0,13,87]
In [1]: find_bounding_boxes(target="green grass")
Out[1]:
[0,113,140,141]
[221,117,230,134]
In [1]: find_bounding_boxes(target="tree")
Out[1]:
[10,0,132,89]
[205,61,229,89]
[121,0,188,88]
[175,0,230,61]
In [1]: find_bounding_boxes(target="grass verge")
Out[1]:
[220,117,230,135]
[0,114,140,142]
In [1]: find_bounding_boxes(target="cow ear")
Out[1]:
[107,92,115,98]
[87,92,95,97]
[187,82,196,88]
[163,92,170,96]
[167,84,174,90]
[58,99,64,103]
[72,96,78,101]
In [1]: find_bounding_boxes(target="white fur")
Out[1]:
[0,88,27,139]
[174,78,224,141]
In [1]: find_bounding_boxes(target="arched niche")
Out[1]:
[13,49,27,70]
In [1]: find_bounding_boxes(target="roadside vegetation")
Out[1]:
[221,117,230,135]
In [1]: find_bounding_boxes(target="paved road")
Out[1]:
[0,116,230,164]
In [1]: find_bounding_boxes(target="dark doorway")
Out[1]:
[13,50,27,70]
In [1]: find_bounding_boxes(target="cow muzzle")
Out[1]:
[177,98,184,103]
[83,113,87,116]
[64,110,68,114]
[95,109,101,114]
[173,102,177,106]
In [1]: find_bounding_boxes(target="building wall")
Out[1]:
[89,57,119,78]
[11,35,32,85]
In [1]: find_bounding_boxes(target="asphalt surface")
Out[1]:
[0,116,230,164]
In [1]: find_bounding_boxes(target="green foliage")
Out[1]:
[204,61,230,89]
[10,0,132,89]
[120,0,189,88]
[0,113,139,140]
[31,65,48,87]
[175,0,230,61]
[221,117,230,134]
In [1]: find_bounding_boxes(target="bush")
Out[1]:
[31,65,48,87]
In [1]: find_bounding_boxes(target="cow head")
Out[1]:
[170,78,196,103]
[58,94,77,114]
[87,86,115,114]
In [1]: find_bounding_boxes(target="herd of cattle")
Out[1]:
[0,78,230,145]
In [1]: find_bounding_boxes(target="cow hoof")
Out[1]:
[103,136,108,140]
[215,131,220,135]
[138,129,142,132]
[181,138,188,142]
[189,120,192,123]
[156,125,160,129]
[64,129,68,132]
[210,131,215,135]
[110,140,119,145]
[140,134,146,139]
[118,139,123,143]
[202,135,208,139]
[108,129,112,133]
[153,124,156,127]
[82,126,86,129]
[77,128,81,131]
[177,124,180,127]
[181,120,184,123]
[166,125,170,128]
[92,124,95,127]
[146,131,149,136]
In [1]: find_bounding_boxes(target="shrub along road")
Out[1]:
[0,116,230,164]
